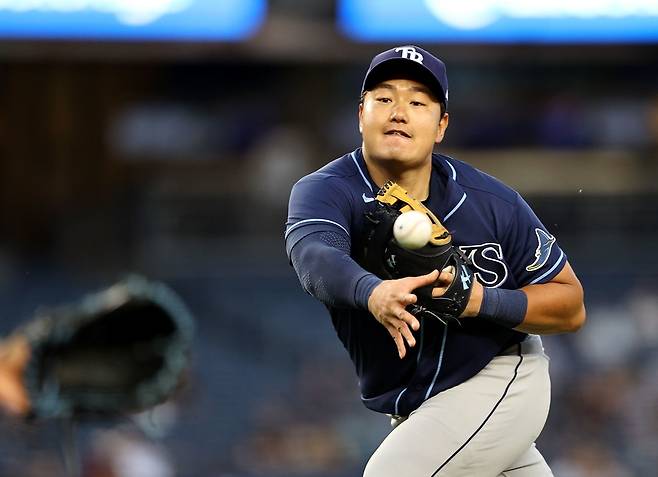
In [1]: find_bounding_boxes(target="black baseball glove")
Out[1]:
[12,276,194,419]
[362,181,475,325]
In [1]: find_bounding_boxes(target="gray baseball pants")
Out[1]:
[364,335,553,477]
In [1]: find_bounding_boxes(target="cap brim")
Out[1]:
[362,58,446,104]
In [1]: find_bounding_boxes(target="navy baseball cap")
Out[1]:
[361,45,449,107]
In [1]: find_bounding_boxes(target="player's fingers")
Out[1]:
[386,325,407,359]
[435,275,452,288]
[396,307,420,331]
[405,269,439,288]
[432,286,448,298]
[439,271,454,282]
[437,266,455,285]
[400,293,417,306]
[394,321,416,348]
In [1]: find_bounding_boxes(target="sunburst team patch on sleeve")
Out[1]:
[526,228,556,272]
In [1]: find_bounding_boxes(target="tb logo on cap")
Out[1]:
[395,46,423,64]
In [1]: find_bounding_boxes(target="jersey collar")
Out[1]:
[431,153,468,223]
[352,148,467,223]
[351,148,376,194]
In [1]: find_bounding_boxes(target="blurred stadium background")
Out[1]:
[0,1,657,476]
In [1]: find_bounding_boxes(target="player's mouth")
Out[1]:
[384,129,411,139]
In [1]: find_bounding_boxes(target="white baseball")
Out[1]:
[393,211,432,250]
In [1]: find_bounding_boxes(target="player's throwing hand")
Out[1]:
[367,270,439,359]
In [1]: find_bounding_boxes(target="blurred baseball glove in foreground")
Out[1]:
[0,276,194,419]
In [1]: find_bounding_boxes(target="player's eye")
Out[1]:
[376,97,392,103]
[410,100,426,107]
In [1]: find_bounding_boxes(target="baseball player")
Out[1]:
[285,45,585,476]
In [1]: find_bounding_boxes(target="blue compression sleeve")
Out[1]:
[479,287,528,329]
[289,230,382,310]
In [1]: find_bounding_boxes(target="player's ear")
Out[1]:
[435,112,449,144]
[358,102,364,134]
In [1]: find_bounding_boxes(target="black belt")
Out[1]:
[498,336,544,356]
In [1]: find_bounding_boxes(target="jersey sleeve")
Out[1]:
[285,174,381,310]
[285,175,352,256]
[501,193,567,287]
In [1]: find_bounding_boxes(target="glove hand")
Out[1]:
[367,270,439,359]
[432,266,484,318]
[361,181,475,325]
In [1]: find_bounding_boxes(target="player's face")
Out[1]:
[359,78,448,168]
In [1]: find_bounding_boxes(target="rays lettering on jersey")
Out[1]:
[458,243,508,288]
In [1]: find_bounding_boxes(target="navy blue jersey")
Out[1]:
[285,148,566,416]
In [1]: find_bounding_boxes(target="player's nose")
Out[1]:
[390,107,408,123]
